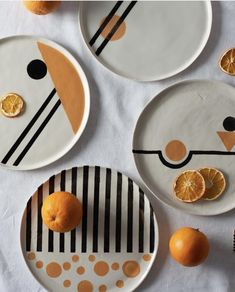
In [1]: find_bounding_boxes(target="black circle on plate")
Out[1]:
[27,59,47,80]
[223,116,235,131]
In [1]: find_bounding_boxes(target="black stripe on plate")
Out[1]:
[93,166,100,252]
[89,1,123,46]
[139,188,145,253]
[13,99,61,166]
[1,88,56,165]
[127,178,133,252]
[59,170,66,252]
[36,185,43,252]
[26,197,32,252]
[149,202,155,253]
[115,172,122,252]
[48,175,55,252]
[82,166,89,253]
[104,168,111,252]
[95,1,137,56]
[71,167,77,253]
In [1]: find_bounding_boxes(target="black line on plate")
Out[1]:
[13,99,61,166]
[127,178,133,252]
[36,185,43,252]
[59,170,66,253]
[1,88,56,165]
[48,175,55,252]
[95,1,137,56]
[82,166,89,253]
[93,166,100,252]
[26,197,32,252]
[71,167,77,253]
[89,1,123,46]
[149,202,155,253]
[139,188,145,253]
[104,168,111,252]
[115,172,122,252]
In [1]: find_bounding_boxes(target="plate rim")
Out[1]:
[20,165,159,292]
[0,35,90,171]
[132,79,235,216]
[78,1,212,82]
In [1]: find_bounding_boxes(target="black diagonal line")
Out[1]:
[1,88,56,165]
[48,175,55,253]
[139,188,145,253]
[82,166,89,253]
[95,1,137,56]
[71,167,77,253]
[13,99,61,166]
[127,178,133,252]
[36,185,43,252]
[60,170,66,253]
[149,202,155,253]
[115,172,122,252]
[104,168,111,252]
[89,1,123,46]
[26,197,32,252]
[93,166,100,252]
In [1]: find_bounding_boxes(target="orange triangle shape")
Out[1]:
[38,42,85,134]
[217,131,235,151]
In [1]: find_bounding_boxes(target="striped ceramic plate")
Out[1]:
[0,36,90,170]
[20,166,158,292]
[79,1,212,81]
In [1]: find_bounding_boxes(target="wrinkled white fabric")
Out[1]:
[0,1,235,292]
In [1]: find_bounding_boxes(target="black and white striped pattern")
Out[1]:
[25,166,157,254]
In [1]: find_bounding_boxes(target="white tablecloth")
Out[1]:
[0,1,235,291]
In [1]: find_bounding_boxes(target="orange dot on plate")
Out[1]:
[63,262,71,270]
[165,140,186,161]
[27,252,35,260]
[122,261,140,278]
[88,255,96,262]
[77,266,85,275]
[36,260,43,269]
[100,15,126,41]
[63,280,71,288]
[143,254,151,261]
[99,285,107,292]
[111,262,119,270]
[94,261,109,276]
[77,280,93,292]
[72,255,79,262]
[116,280,124,288]
[46,262,62,278]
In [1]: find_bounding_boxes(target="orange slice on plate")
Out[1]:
[173,170,205,203]
[0,93,24,118]
[199,168,226,200]
[219,48,235,76]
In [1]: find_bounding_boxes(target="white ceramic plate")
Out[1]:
[0,36,90,170]
[20,166,158,292]
[133,80,235,215]
[79,1,212,81]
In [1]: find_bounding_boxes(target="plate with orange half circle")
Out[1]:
[0,36,90,170]
[20,166,158,292]
[133,80,235,216]
[79,1,212,81]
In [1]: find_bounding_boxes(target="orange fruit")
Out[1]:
[0,93,24,118]
[41,191,82,233]
[173,170,205,202]
[219,48,235,76]
[199,167,226,200]
[23,1,60,15]
[169,227,209,267]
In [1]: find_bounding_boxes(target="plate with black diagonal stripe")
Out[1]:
[0,36,90,170]
[79,1,212,81]
[20,166,158,292]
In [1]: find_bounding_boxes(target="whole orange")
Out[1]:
[41,191,82,233]
[169,227,209,267]
[23,1,60,15]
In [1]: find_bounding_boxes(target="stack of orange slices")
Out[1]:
[173,168,226,203]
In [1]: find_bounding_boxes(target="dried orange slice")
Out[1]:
[199,168,226,200]
[173,170,205,203]
[0,93,24,118]
[219,48,235,76]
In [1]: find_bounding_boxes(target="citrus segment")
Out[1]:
[199,168,226,200]
[0,93,24,117]
[219,48,235,75]
[173,170,205,202]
